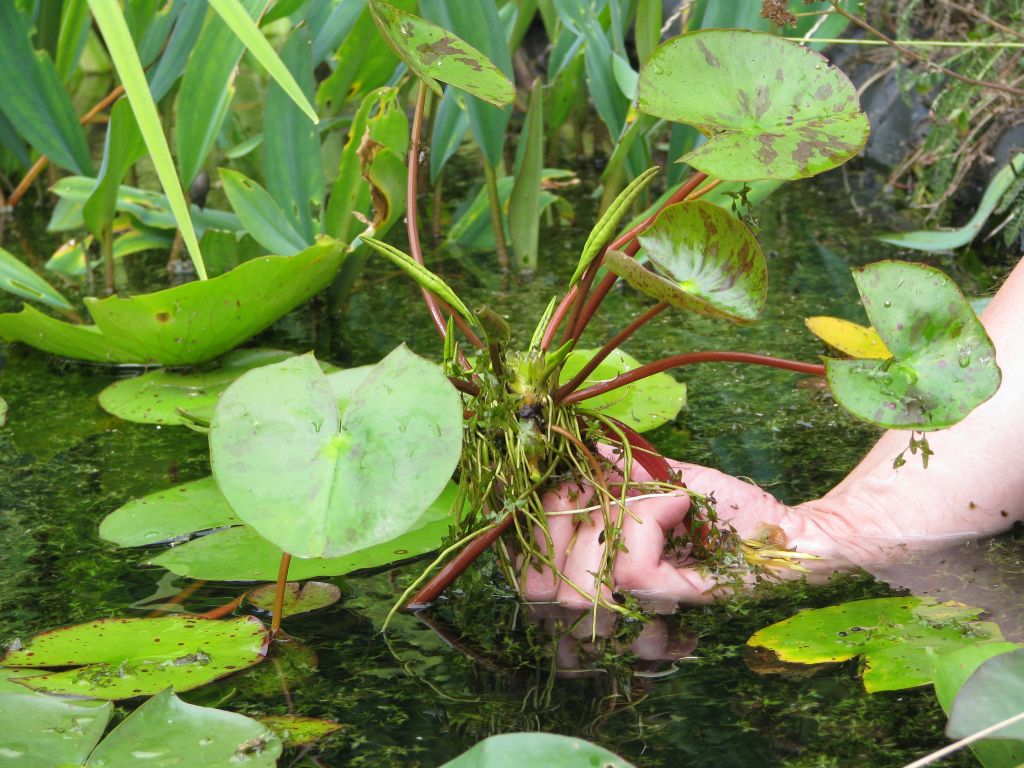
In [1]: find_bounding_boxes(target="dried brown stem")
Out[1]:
[270,553,291,636]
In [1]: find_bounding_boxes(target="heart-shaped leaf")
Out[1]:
[805,316,891,359]
[0,669,112,767]
[747,597,1004,693]
[638,30,869,180]
[947,647,1024,742]
[2,616,268,700]
[440,733,634,767]
[247,582,341,618]
[824,261,1000,429]
[368,0,514,107]
[210,347,462,558]
[607,201,766,322]
[559,348,686,432]
[101,478,459,581]
[0,241,345,365]
[86,688,281,767]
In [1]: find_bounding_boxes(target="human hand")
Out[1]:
[520,450,856,609]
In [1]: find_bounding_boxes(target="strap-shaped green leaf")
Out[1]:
[208,0,318,123]
[361,237,477,326]
[0,245,72,310]
[569,166,660,287]
[87,0,207,280]
[368,0,514,107]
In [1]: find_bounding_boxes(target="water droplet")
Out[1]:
[198,737,214,747]
[958,348,972,368]
[883,300,892,308]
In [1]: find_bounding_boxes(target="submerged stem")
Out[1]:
[562,352,826,405]
[270,552,291,636]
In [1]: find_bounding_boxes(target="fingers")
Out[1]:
[556,510,613,609]
[521,483,593,601]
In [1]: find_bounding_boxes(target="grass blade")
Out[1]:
[87,0,207,280]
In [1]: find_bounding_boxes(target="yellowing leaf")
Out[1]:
[805,316,891,359]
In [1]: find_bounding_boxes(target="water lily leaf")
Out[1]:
[146,483,458,581]
[99,349,295,425]
[247,582,341,618]
[2,616,269,700]
[747,597,1003,693]
[607,201,766,322]
[0,669,112,768]
[440,733,634,767]
[100,476,239,548]
[637,30,868,180]
[805,315,890,359]
[824,261,1001,430]
[0,245,73,311]
[368,0,514,107]
[933,643,1024,768]
[85,688,281,767]
[947,647,1024,743]
[0,241,345,365]
[211,349,461,558]
[560,348,686,432]
[258,714,343,748]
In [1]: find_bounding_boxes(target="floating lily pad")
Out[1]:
[85,688,281,767]
[2,616,269,700]
[103,479,458,581]
[805,316,890,359]
[210,347,462,559]
[559,348,686,432]
[948,647,1024,742]
[440,733,634,767]
[100,476,239,548]
[824,261,1001,429]
[0,241,344,365]
[747,597,1003,693]
[622,201,767,322]
[637,30,868,180]
[368,0,514,107]
[0,669,112,768]
[247,582,342,618]
[258,714,343,748]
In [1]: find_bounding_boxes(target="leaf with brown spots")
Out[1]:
[638,30,868,180]
[368,0,513,107]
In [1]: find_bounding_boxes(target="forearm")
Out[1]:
[809,257,1024,561]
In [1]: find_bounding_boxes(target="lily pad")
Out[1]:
[628,201,767,322]
[85,688,281,767]
[103,480,458,581]
[747,596,1003,693]
[97,350,348,426]
[948,647,1024,742]
[805,315,890,359]
[247,582,342,618]
[440,733,634,767]
[0,241,345,365]
[210,347,462,559]
[258,714,343,748]
[559,348,686,432]
[368,0,514,107]
[100,476,239,548]
[824,261,1001,429]
[637,29,868,180]
[2,616,269,700]
[0,669,112,768]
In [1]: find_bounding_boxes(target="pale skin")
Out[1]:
[524,257,1024,608]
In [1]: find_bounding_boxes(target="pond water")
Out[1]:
[1,168,1020,767]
